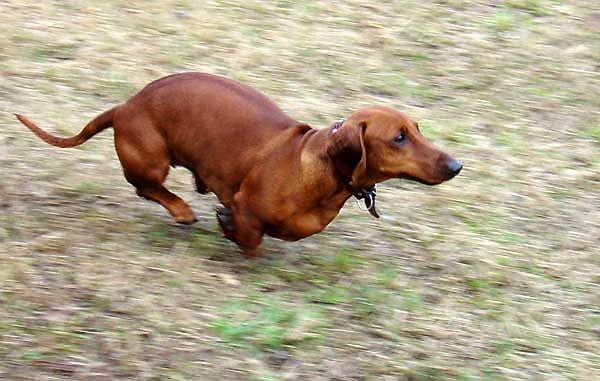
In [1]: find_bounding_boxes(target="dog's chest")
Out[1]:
[265,205,341,241]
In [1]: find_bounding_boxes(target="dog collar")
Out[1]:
[331,118,345,134]
[353,184,380,219]
[330,118,379,218]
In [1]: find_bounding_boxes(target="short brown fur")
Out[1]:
[17,72,461,257]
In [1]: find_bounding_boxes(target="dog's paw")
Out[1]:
[216,205,231,216]
[216,206,235,232]
[175,215,198,225]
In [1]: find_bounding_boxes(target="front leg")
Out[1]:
[216,205,235,241]
[216,199,264,259]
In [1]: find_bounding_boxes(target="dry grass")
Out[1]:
[1,1,599,380]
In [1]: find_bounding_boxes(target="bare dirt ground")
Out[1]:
[1,1,599,380]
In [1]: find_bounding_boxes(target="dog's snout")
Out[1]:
[446,158,462,178]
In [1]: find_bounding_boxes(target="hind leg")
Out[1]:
[114,129,196,224]
[136,185,196,224]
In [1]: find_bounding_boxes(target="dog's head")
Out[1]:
[327,106,462,188]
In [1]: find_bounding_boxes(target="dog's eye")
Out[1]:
[393,132,406,143]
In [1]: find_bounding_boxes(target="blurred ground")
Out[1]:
[1,1,599,380]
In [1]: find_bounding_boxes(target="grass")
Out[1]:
[1,0,599,380]
[213,297,325,351]
[487,11,517,32]
[583,126,600,144]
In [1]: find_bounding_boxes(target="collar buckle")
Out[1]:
[354,184,380,219]
[331,118,345,134]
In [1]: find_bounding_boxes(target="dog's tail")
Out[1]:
[15,106,118,148]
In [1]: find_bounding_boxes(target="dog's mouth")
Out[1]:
[399,160,462,186]
[400,174,442,186]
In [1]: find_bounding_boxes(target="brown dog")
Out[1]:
[16,72,461,257]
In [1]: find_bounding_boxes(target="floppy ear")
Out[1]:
[327,120,368,189]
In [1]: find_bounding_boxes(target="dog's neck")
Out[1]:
[295,123,380,218]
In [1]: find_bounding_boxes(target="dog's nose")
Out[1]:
[446,158,462,177]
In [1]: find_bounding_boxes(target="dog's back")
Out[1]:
[115,73,299,191]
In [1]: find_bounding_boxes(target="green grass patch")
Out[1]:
[331,248,358,273]
[526,86,553,97]
[302,246,362,280]
[188,230,221,254]
[497,232,525,244]
[486,11,517,32]
[22,350,47,362]
[583,126,600,144]
[147,226,173,247]
[27,43,79,62]
[494,130,524,151]
[375,268,398,288]
[401,289,423,312]
[349,284,388,320]
[68,180,105,196]
[419,120,475,146]
[507,0,550,16]
[363,72,410,97]
[213,297,325,351]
